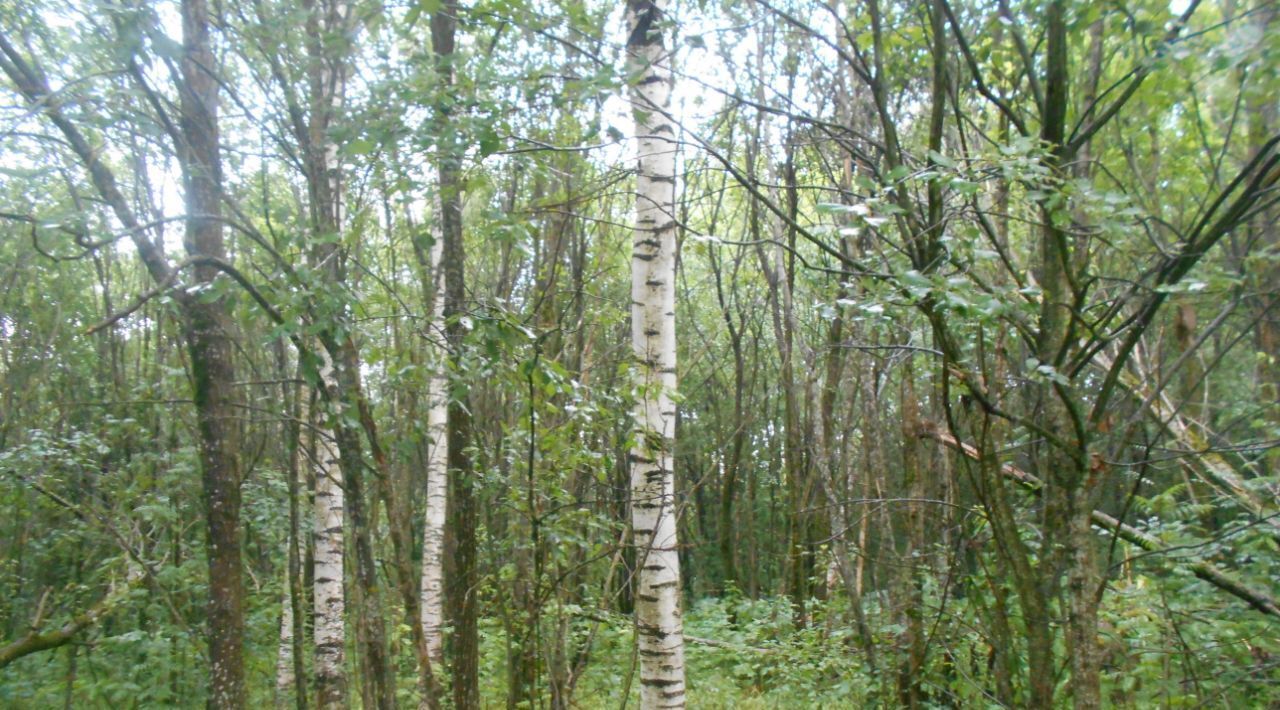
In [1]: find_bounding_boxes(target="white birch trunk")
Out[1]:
[626,2,686,706]
[419,198,448,666]
[303,0,352,702]
[275,580,295,706]
[313,352,347,708]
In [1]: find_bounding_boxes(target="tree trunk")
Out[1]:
[708,244,747,592]
[297,2,400,705]
[1038,4,1102,707]
[301,2,350,701]
[311,355,347,709]
[275,577,297,707]
[626,2,687,707]
[429,4,480,706]
[177,0,246,704]
[897,367,927,709]
[278,350,308,710]
[419,195,448,668]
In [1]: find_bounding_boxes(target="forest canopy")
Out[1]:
[0,0,1277,707]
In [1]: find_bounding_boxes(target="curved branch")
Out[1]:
[0,595,113,668]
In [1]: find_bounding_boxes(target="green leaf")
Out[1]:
[927,149,955,168]
[478,125,501,157]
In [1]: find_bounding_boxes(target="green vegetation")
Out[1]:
[1,0,1277,707]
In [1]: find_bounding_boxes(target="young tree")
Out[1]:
[301,0,352,702]
[419,196,449,669]
[428,2,480,705]
[625,1,686,706]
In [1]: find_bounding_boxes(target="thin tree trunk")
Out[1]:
[708,245,746,592]
[810,300,876,668]
[298,2,399,704]
[301,2,350,700]
[420,196,448,668]
[898,366,927,709]
[400,172,448,709]
[1038,4,1102,707]
[176,0,246,703]
[279,349,308,710]
[275,578,297,707]
[275,356,300,707]
[311,355,346,709]
[429,4,480,706]
[324,346,396,710]
[626,2,686,706]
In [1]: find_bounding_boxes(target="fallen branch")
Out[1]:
[920,423,1280,619]
[1095,352,1280,541]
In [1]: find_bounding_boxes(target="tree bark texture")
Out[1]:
[178,0,246,704]
[312,355,347,709]
[420,197,449,667]
[429,3,480,706]
[626,2,687,707]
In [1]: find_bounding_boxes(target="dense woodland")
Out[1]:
[0,0,1277,707]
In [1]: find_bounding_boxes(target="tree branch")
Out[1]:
[920,423,1280,619]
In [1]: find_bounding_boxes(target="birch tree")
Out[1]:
[419,197,448,667]
[311,356,346,707]
[274,358,306,709]
[235,0,355,699]
[274,575,296,706]
[302,0,352,701]
[625,1,686,706]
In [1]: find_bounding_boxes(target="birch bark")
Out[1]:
[312,353,346,708]
[275,368,306,709]
[302,0,351,700]
[625,2,686,706]
[275,580,294,705]
[419,198,448,666]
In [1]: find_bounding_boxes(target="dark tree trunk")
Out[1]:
[177,0,246,705]
[430,4,480,707]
